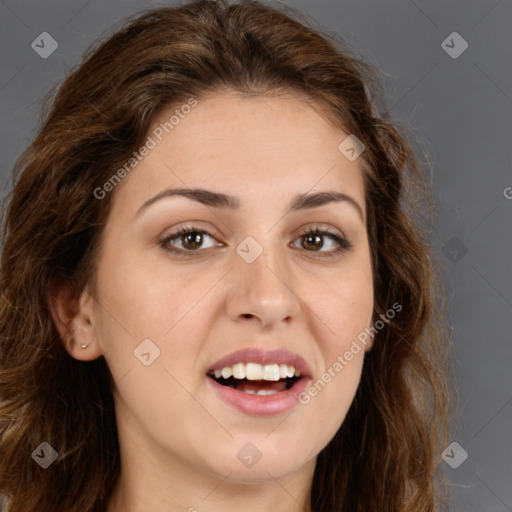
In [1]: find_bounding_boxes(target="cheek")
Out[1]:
[305,256,374,358]
[92,253,220,437]
[95,246,214,338]
[298,254,373,427]
[92,247,224,389]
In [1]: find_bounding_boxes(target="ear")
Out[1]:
[47,279,103,361]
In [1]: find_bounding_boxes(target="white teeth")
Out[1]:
[221,367,232,379]
[211,362,300,381]
[255,389,279,396]
[262,364,280,381]
[232,363,245,379]
[245,362,263,380]
[240,389,279,396]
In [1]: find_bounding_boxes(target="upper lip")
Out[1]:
[206,347,312,377]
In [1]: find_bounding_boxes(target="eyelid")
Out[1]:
[159,221,223,241]
[296,223,346,239]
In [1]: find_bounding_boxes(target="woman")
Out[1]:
[0,1,454,510]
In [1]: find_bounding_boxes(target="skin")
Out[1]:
[50,89,374,512]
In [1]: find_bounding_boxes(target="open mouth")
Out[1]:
[207,363,302,395]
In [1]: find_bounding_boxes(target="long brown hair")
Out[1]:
[0,1,455,510]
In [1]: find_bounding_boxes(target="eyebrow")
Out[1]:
[135,187,365,222]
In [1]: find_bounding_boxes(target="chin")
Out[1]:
[200,438,316,483]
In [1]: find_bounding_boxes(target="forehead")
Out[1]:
[111,91,367,215]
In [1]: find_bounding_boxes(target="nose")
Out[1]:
[225,244,301,330]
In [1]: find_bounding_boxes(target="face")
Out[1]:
[68,91,374,484]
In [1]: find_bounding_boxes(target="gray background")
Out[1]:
[1,0,511,510]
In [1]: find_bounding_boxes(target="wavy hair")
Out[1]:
[0,1,455,510]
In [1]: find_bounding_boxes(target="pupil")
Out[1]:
[303,234,322,250]
[183,232,202,249]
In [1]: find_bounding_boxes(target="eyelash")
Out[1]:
[159,224,353,258]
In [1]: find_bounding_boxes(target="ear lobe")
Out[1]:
[47,279,102,360]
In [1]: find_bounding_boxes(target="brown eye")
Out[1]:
[160,226,221,255]
[180,232,204,250]
[292,228,352,257]
[301,233,324,251]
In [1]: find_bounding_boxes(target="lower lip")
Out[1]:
[206,376,310,416]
